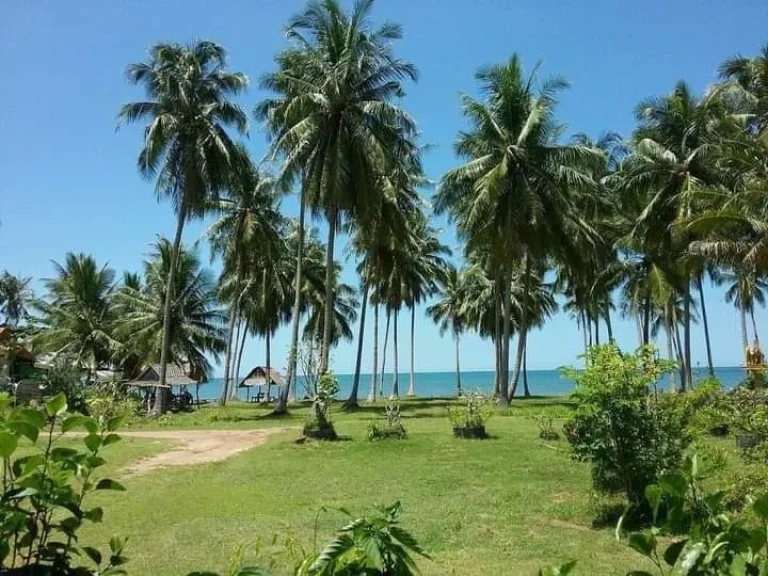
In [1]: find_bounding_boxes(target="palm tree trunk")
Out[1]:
[392,309,399,398]
[683,280,693,391]
[604,304,614,342]
[407,305,416,397]
[499,274,511,405]
[666,322,677,392]
[319,206,338,376]
[154,210,185,415]
[510,256,531,398]
[265,331,272,404]
[220,302,239,405]
[674,321,685,391]
[455,330,462,396]
[368,303,378,402]
[277,189,306,414]
[636,314,644,348]
[234,318,249,393]
[494,293,501,395]
[345,281,368,409]
[594,317,601,346]
[587,313,593,348]
[380,309,390,397]
[643,289,652,346]
[750,306,761,348]
[696,276,714,376]
[740,303,749,361]
[523,342,530,397]
[581,310,589,366]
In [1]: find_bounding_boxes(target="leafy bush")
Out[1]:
[367,403,406,441]
[447,391,493,438]
[41,355,89,414]
[303,372,339,440]
[685,378,730,437]
[727,388,768,455]
[0,392,128,574]
[86,381,140,424]
[536,415,560,441]
[563,345,692,506]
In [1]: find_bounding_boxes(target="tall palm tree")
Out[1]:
[426,266,466,396]
[436,55,598,403]
[718,42,768,135]
[119,41,247,413]
[0,272,33,326]
[256,0,418,379]
[115,239,226,389]
[207,149,283,403]
[34,254,118,380]
[718,268,768,352]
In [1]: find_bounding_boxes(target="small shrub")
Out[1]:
[41,354,88,414]
[447,391,493,438]
[563,344,691,506]
[367,402,407,441]
[536,415,560,441]
[686,377,730,437]
[0,392,128,574]
[86,381,141,424]
[303,372,339,441]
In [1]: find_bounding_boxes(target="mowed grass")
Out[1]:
[74,399,661,575]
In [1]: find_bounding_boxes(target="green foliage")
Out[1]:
[563,345,691,505]
[304,373,340,440]
[86,381,140,425]
[447,391,494,436]
[619,454,768,575]
[685,379,729,437]
[536,415,560,441]
[41,354,88,414]
[367,403,407,441]
[0,392,128,574]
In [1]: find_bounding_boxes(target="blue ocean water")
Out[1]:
[191,366,748,401]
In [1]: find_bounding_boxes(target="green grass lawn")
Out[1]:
[69,399,677,575]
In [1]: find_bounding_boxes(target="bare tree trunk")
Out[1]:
[666,322,677,392]
[265,331,272,403]
[594,316,601,346]
[604,304,614,342]
[220,300,239,405]
[683,280,693,391]
[391,309,399,398]
[674,321,685,391]
[510,256,531,397]
[345,281,368,409]
[276,189,306,414]
[368,303,378,402]
[407,305,416,397]
[751,306,761,348]
[587,313,593,348]
[643,288,652,347]
[523,342,530,397]
[499,275,511,405]
[636,314,644,348]
[581,310,589,367]
[696,275,715,376]
[494,293,501,395]
[455,330,462,396]
[234,318,249,393]
[319,206,337,376]
[380,309,390,397]
[740,304,749,361]
[154,210,186,415]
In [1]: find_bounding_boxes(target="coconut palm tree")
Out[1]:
[34,254,118,380]
[717,268,768,353]
[115,239,226,389]
[119,41,247,413]
[436,55,598,403]
[207,149,284,403]
[0,272,33,326]
[426,266,466,396]
[255,0,418,379]
[718,42,768,135]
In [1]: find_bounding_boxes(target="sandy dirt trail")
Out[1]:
[118,428,293,475]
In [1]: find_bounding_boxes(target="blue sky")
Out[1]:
[2,0,768,376]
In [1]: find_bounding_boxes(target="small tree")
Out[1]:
[563,344,691,506]
[303,372,340,440]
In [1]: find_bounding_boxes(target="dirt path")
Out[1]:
[119,428,293,476]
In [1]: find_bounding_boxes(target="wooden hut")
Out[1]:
[238,366,283,402]
[127,363,199,411]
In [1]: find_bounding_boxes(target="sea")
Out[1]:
[191,366,749,401]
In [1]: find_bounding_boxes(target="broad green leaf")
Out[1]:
[659,474,688,498]
[84,507,104,523]
[558,560,578,575]
[84,434,102,452]
[106,416,124,432]
[18,408,45,429]
[753,493,768,521]
[82,546,102,565]
[680,542,705,572]
[663,539,687,566]
[628,531,657,558]
[96,479,126,491]
[0,539,8,563]
[0,432,18,457]
[62,415,98,434]
[8,420,38,443]
[102,433,121,447]
[45,392,67,417]
[644,484,663,522]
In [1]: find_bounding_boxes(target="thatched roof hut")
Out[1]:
[238,366,284,388]
[127,363,197,388]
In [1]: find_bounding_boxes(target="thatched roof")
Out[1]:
[127,363,197,388]
[238,366,284,388]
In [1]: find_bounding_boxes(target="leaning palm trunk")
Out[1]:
[750,307,761,348]
[454,330,462,396]
[391,309,399,399]
[493,293,501,394]
[604,304,614,342]
[234,318,249,392]
[581,310,589,367]
[380,309,391,397]
[319,206,338,376]
[510,257,531,398]
[499,275,511,405]
[265,331,272,404]
[740,304,749,360]
[674,322,686,391]
[594,317,600,346]
[666,322,677,392]
[368,304,378,402]
[154,210,185,415]
[522,343,530,397]
[407,306,416,397]
[643,289,652,346]
[697,276,715,376]
[277,190,306,413]
[683,281,693,391]
[221,294,240,405]
[345,281,369,409]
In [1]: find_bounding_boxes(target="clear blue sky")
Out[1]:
[2,0,768,376]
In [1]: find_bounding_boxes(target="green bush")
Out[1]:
[86,381,141,424]
[536,415,560,441]
[563,345,692,506]
[367,403,406,441]
[0,392,128,574]
[447,391,493,438]
[686,377,730,437]
[303,372,339,441]
[41,355,89,414]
